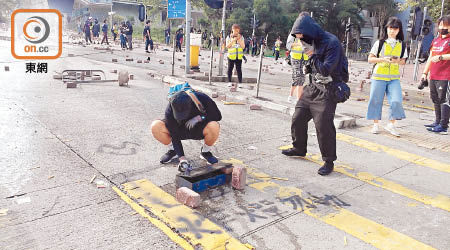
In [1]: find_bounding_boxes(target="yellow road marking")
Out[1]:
[413,104,435,111]
[112,186,194,250]
[336,133,450,173]
[120,179,251,250]
[225,158,437,250]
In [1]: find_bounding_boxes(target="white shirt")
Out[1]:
[370,39,408,59]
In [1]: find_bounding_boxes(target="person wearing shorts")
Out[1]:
[286,34,309,103]
[151,90,222,171]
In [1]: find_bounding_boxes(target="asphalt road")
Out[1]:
[1,39,449,250]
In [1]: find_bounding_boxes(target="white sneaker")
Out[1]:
[384,123,400,137]
[287,96,292,103]
[371,124,379,134]
[227,83,233,87]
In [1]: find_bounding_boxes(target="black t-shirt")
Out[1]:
[164,92,222,140]
[143,26,150,38]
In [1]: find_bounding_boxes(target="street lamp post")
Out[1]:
[218,0,227,76]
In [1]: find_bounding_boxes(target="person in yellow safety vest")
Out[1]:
[367,16,408,137]
[226,24,245,89]
[274,36,283,61]
[286,35,309,103]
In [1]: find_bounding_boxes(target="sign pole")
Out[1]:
[185,0,191,74]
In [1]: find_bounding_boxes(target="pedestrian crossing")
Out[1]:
[115,131,449,250]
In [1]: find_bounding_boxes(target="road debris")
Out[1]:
[89,175,97,184]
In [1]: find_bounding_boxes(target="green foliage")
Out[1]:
[400,0,450,22]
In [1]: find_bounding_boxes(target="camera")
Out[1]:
[418,79,428,90]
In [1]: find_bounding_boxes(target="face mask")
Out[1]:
[300,34,314,45]
[439,29,449,36]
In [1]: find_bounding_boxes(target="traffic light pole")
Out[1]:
[185,0,191,75]
[218,0,227,76]
[345,17,350,57]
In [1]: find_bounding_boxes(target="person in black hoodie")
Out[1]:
[151,90,222,172]
[282,12,348,176]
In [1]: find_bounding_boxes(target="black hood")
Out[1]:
[290,15,325,44]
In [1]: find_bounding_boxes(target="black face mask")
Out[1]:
[300,34,314,45]
[439,29,449,36]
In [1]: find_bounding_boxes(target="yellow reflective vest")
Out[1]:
[227,36,244,60]
[275,41,281,51]
[290,39,309,61]
[372,41,402,81]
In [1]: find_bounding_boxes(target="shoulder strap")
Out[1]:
[376,39,385,58]
[185,90,206,114]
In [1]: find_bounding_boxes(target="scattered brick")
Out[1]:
[66,82,77,88]
[249,104,262,110]
[176,187,201,208]
[112,59,118,62]
[232,166,247,190]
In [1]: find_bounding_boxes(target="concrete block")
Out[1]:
[110,69,117,73]
[137,60,142,63]
[232,166,247,190]
[334,115,356,129]
[68,53,74,57]
[129,74,134,80]
[144,60,149,63]
[249,104,262,110]
[66,82,77,88]
[112,59,118,62]
[176,187,201,208]
[211,92,219,98]
[159,60,164,64]
[4,66,9,71]
[118,70,129,86]
[126,58,133,62]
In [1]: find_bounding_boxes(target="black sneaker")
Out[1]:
[146,50,150,53]
[425,121,439,128]
[318,162,334,176]
[160,150,178,164]
[200,151,218,164]
[281,148,306,157]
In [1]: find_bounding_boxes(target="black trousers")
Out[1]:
[227,58,242,83]
[275,50,280,61]
[430,80,450,128]
[291,84,337,162]
[85,32,92,43]
[101,32,109,45]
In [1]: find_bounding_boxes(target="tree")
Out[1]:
[362,0,399,37]
[400,0,450,22]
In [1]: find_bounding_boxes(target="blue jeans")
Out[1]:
[367,79,406,120]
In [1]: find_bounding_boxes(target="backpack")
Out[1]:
[168,83,206,114]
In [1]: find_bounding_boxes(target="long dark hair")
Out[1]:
[381,17,404,41]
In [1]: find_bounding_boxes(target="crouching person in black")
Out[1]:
[282,13,349,176]
[151,88,222,172]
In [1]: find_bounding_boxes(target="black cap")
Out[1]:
[170,91,193,121]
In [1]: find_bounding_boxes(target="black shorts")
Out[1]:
[162,119,206,140]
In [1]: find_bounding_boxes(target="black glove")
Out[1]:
[185,115,204,130]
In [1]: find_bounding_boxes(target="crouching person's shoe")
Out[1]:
[200,150,218,164]
[160,150,178,164]
[281,147,306,157]
[318,161,334,176]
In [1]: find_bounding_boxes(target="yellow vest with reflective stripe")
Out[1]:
[372,41,402,81]
[291,39,309,61]
[227,38,244,60]
[275,42,281,51]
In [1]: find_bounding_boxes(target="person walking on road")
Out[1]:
[251,36,258,57]
[282,13,349,176]
[92,18,100,44]
[119,22,127,49]
[151,84,222,172]
[367,17,407,137]
[176,30,183,52]
[420,15,450,135]
[83,18,92,45]
[274,36,282,61]
[165,26,171,45]
[286,34,309,103]
[126,21,133,50]
[226,24,245,89]
[101,19,109,45]
[143,20,153,53]
[111,23,118,43]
